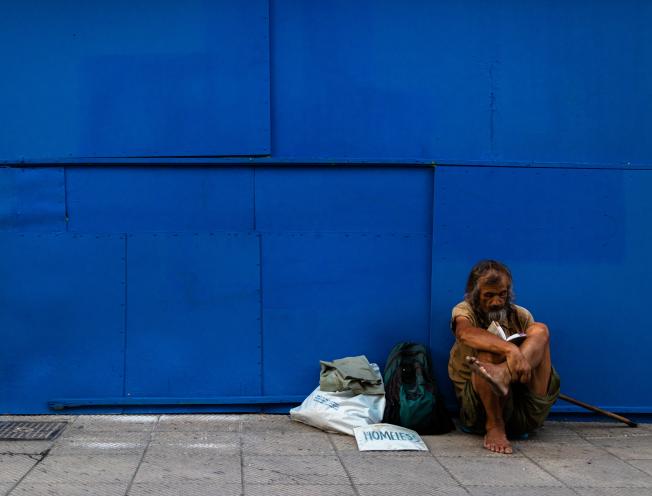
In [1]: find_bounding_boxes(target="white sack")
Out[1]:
[354,423,428,451]
[290,364,385,436]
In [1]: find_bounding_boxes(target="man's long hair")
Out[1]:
[464,260,521,331]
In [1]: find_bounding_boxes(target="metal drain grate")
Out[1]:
[0,421,67,441]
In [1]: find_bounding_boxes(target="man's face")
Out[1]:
[477,274,510,321]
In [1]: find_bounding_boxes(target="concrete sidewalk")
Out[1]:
[1,414,651,495]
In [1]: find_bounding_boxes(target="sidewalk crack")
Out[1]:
[6,448,51,494]
[327,434,361,496]
[122,415,157,495]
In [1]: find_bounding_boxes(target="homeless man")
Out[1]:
[448,260,560,454]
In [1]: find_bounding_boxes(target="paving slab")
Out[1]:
[535,454,652,488]
[133,452,241,484]
[67,415,158,433]
[340,454,458,486]
[436,455,563,487]
[0,454,39,483]
[589,434,652,460]
[58,428,149,441]
[10,481,129,496]
[0,416,76,423]
[50,431,149,455]
[0,483,14,496]
[148,431,239,456]
[0,441,52,455]
[356,484,468,496]
[155,414,240,432]
[517,437,609,459]
[566,422,649,438]
[528,422,584,440]
[466,487,577,496]
[24,453,142,485]
[327,433,363,453]
[627,459,652,476]
[242,415,317,433]
[573,487,652,496]
[427,431,527,457]
[25,454,140,484]
[128,482,242,496]
[244,455,349,485]
[242,431,335,456]
[244,484,356,496]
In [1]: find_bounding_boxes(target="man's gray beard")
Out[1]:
[486,308,507,323]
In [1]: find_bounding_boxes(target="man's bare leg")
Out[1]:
[519,323,552,396]
[466,323,553,455]
[471,351,512,454]
[466,356,510,396]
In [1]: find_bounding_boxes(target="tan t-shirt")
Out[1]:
[447,301,534,400]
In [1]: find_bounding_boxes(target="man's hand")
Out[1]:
[505,347,531,384]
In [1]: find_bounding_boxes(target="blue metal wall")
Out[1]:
[1,1,651,414]
[0,0,270,159]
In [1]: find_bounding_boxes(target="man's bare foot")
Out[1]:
[484,426,513,454]
[465,356,510,397]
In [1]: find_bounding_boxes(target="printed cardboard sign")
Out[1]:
[353,423,428,451]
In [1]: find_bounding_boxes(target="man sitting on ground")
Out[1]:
[448,260,560,454]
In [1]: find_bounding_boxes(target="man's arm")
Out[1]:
[454,316,531,383]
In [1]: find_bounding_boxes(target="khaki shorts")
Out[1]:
[459,367,560,436]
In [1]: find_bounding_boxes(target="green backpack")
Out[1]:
[383,342,454,435]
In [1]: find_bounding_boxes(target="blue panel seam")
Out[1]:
[4,159,652,170]
[427,168,436,351]
[264,0,272,154]
[253,168,257,231]
[254,230,431,236]
[257,233,265,399]
[489,61,496,158]
[122,235,129,397]
[48,396,307,410]
[63,167,69,231]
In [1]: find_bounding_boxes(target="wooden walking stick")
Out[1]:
[558,393,638,428]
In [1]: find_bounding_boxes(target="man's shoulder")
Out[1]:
[512,303,532,316]
[512,304,535,325]
[451,301,478,324]
[452,300,473,314]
